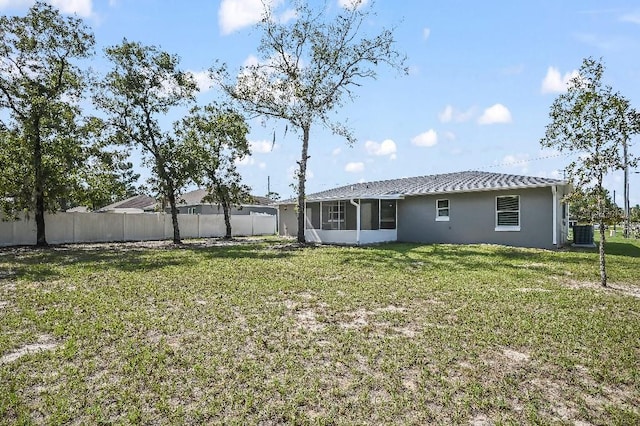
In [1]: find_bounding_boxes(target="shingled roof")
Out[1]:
[98,195,157,212]
[178,189,275,206]
[284,171,567,203]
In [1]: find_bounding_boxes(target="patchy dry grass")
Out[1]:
[0,236,639,424]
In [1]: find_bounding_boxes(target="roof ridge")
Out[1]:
[278,171,567,204]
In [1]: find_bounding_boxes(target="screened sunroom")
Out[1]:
[303,198,399,245]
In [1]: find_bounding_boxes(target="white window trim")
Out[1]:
[379,199,397,230]
[495,195,520,232]
[435,199,450,222]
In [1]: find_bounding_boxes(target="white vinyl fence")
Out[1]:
[0,212,277,247]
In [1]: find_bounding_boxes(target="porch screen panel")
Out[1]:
[322,201,345,230]
[360,200,379,230]
[306,202,320,229]
[345,202,357,230]
[380,200,397,230]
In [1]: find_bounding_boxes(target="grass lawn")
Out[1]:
[1,236,639,425]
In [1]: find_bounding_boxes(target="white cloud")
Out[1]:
[50,0,92,16]
[443,131,456,141]
[278,8,297,23]
[438,104,475,123]
[258,162,266,169]
[549,169,563,179]
[235,156,256,166]
[218,0,296,35]
[332,147,342,156]
[188,70,215,93]
[539,147,560,157]
[422,27,431,40]
[364,139,396,158]
[219,0,265,35]
[621,12,640,24]
[0,0,94,16]
[501,153,530,173]
[438,105,453,123]
[478,104,512,125]
[338,0,369,10]
[541,66,579,94]
[411,129,438,147]
[242,55,260,67]
[345,162,365,173]
[250,140,277,153]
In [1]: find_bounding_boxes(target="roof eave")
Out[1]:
[404,181,570,196]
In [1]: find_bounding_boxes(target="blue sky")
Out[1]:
[2,0,640,205]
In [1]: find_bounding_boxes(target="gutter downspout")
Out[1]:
[552,185,558,246]
[350,199,360,245]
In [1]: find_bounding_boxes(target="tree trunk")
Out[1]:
[222,200,232,240]
[33,122,48,247]
[597,183,607,287]
[296,124,310,244]
[598,220,607,287]
[167,189,181,244]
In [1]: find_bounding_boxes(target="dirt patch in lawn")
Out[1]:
[0,237,266,254]
[283,300,417,337]
[560,278,640,299]
[0,335,59,365]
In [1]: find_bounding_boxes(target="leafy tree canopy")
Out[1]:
[216,0,406,243]
[541,57,640,286]
[0,1,95,245]
[96,39,200,244]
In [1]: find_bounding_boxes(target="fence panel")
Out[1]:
[0,212,276,246]
[124,213,164,241]
[199,215,226,237]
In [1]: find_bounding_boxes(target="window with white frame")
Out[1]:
[321,201,345,230]
[436,199,450,221]
[380,200,397,229]
[496,195,520,231]
[187,207,197,215]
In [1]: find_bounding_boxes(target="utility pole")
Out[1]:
[267,175,271,197]
[613,190,617,235]
[623,139,630,238]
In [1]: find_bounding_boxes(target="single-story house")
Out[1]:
[97,195,157,213]
[175,189,277,216]
[277,171,571,249]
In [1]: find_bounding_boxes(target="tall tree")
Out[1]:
[0,1,95,245]
[177,104,251,239]
[96,40,198,244]
[216,0,406,243]
[74,149,140,211]
[566,187,622,226]
[541,57,639,287]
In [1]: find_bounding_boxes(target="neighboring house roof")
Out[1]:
[178,189,274,206]
[97,195,157,212]
[66,206,90,213]
[281,171,568,203]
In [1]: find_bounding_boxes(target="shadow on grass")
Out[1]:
[334,242,588,278]
[0,241,294,283]
[603,242,640,258]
